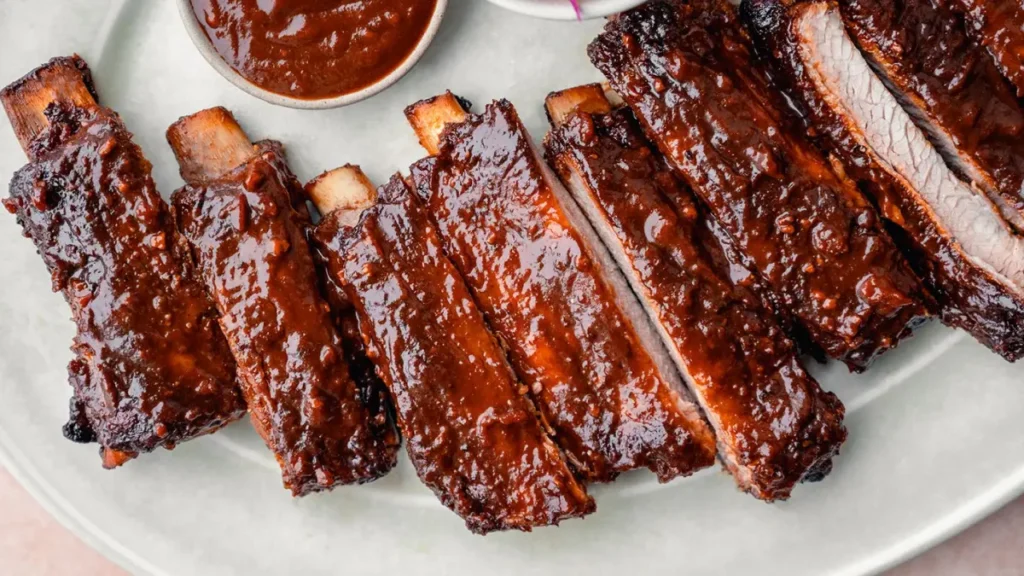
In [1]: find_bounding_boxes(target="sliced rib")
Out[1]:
[589,0,930,371]
[835,0,1024,231]
[2,56,245,468]
[307,167,594,533]
[743,0,1024,360]
[405,94,717,483]
[543,85,847,500]
[167,109,398,495]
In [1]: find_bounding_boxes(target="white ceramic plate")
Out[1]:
[1,1,1023,575]
[484,0,647,20]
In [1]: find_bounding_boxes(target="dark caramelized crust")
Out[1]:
[545,104,847,499]
[171,145,398,495]
[743,0,1024,360]
[4,102,246,465]
[409,100,717,483]
[950,0,1024,97]
[589,0,929,371]
[835,0,1024,228]
[312,176,594,533]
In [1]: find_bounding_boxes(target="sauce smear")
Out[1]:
[190,0,438,100]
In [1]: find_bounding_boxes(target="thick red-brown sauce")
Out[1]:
[190,0,438,99]
[546,107,846,499]
[5,100,246,466]
[837,0,1024,223]
[313,177,593,533]
[744,0,1024,361]
[590,0,929,371]
[951,0,1024,98]
[409,101,718,484]
[171,144,398,495]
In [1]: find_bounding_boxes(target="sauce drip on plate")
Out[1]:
[190,0,438,100]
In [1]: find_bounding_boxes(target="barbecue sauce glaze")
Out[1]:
[190,0,438,99]
[409,101,718,483]
[5,100,246,466]
[313,177,594,533]
[590,0,930,371]
[172,144,398,495]
[546,106,847,499]
[837,0,1024,224]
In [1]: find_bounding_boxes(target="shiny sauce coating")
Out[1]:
[410,100,717,483]
[546,107,847,499]
[190,0,438,99]
[837,0,1024,225]
[590,0,929,371]
[744,0,1024,361]
[171,144,398,495]
[313,178,593,533]
[5,102,246,465]
[951,0,1024,98]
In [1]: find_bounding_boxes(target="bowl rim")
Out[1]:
[174,0,449,110]
[482,0,647,20]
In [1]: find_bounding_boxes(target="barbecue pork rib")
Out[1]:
[543,85,847,500]
[834,0,1024,232]
[589,0,930,371]
[743,0,1024,360]
[950,0,1024,98]
[307,167,594,533]
[405,93,717,483]
[2,56,245,467]
[167,108,398,495]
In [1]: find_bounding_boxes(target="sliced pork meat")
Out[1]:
[835,0,1024,231]
[405,93,718,483]
[544,84,847,500]
[744,0,1024,360]
[589,0,930,371]
[168,109,399,495]
[2,57,246,467]
[308,168,594,533]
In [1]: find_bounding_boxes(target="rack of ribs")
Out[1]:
[306,166,594,532]
[1,56,246,468]
[833,0,1024,233]
[743,0,1024,360]
[405,93,717,483]
[543,84,847,500]
[166,108,398,495]
[589,0,930,371]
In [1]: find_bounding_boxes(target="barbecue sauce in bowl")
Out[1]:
[189,0,439,100]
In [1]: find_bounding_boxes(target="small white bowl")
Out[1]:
[484,0,646,20]
[175,0,448,110]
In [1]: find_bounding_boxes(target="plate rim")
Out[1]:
[5,421,1024,576]
[2,1,1024,575]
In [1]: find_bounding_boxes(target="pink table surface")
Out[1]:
[1,463,1021,575]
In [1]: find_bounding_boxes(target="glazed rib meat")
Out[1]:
[834,0,1024,232]
[590,0,930,371]
[543,85,847,500]
[405,94,717,483]
[744,0,1024,360]
[167,108,398,495]
[307,167,594,533]
[951,0,1024,97]
[1,56,245,467]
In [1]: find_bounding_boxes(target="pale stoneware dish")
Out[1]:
[1,2,1024,576]
[484,0,647,19]
[174,0,449,109]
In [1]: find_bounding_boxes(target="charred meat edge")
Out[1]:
[167,108,399,495]
[743,0,1024,360]
[405,93,718,483]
